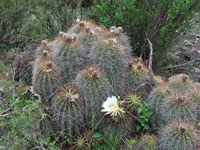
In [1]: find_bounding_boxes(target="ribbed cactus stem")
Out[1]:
[159,121,198,150]
[52,86,84,137]
[32,60,63,102]
[74,66,112,127]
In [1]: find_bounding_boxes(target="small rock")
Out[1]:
[195,37,200,45]
[194,68,200,73]
[184,40,195,47]
[192,75,200,83]
[184,50,200,60]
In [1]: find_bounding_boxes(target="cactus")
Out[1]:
[52,32,84,83]
[89,37,130,95]
[74,66,112,127]
[159,120,198,150]
[35,40,50,56]
[128,60,152,99]
[73,136,88,150]
[168,74,195,93]
[160,92,198,125]
[32,60,63,102]
[148,84,173,129]
[52,86,84,138]
[102,115,134,142]
[124,93,143,113]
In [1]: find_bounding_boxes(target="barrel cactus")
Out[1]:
[74,66,112,127]
[32,60,63,101]
[160,92,198,125]
[168,74,195,93]
[52,86,84,137]
[128,59,152,99]
[158,120,198,150]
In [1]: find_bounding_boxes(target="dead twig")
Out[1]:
[162,59,200,69]
[147,38,155,83]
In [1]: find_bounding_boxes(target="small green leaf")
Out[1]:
[66,138,72,145]
[137,107,142,114]
[92,132,103,138]
[136,125,141,131]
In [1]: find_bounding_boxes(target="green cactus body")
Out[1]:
[53,34,84,83]
[52,86,84,138]
[49,32,67,54]
[89,39,128,95]
[148,84,173,129]
[32,61,63,102]
[74,66,112,127]
[160,92,198,126]
[159,121,198,150]
[33,50,53,67]
[128,62,152,99]
[190,87,200,121]
[168,74,195,93]
[103,116,134,142]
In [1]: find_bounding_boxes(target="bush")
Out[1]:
[0,0,27,43]
[0,0,89,51]
[0,99,59,150]
[89,0,200,65]
[20,0,84,40]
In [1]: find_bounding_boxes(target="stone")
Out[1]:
[184,50,200,60]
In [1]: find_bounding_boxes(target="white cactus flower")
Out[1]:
[76,18,80,23]
[101,96,125,118]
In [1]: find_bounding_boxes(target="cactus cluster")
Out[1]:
[149,74,200,149]
[30,20,157,141]
[26,19,200,149]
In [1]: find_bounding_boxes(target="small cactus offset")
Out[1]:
[158,120,198,150]
[124,93,143,113]
[52,86,84,138]
[74,66,112,127]
[32,60,63,101]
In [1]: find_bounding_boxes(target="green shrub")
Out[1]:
[0,100,59,150]
[0,0,27,42]
[20,0,84,40]
[89,0,200,64]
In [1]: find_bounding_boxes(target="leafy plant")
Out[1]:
[136,100,152,131]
